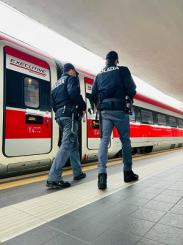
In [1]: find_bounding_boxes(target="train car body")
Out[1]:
[84,78,183,157]
[0,33,183,177]
[0,34,58,176]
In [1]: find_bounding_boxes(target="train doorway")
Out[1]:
[3,46,52,157]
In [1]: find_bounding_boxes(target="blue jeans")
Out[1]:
[48,117,82,182]
[98,111,132,174]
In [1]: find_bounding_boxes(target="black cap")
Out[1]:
[106,51,118,61]
[63,63,77,73]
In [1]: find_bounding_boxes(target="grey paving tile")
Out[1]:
[72,199,138,221]
[48,214,83,233]
[144,200,174,211]
[43,232,89,245]
[175,198,183,206]
[136,238,166,245]
[50,206,146,241]
[141,187,164,195]
[168,182,183,191]
[50,213,112,242]
[69,194,127,220]
[130,208,165,222]
[153,194,181,204]
[1,225,60,245]
[95,201,139,219]
[145,223,183,245]
[159,213,183,229]
[104,190,130,201]
[129,182,152,189]
[152,182,170,189]
[123,197,150,207]
[175,181,183,185]
[62,219,110,242]
[92,228,141,245]
[170,204,183,215]
[118,217,154,237]
[162,189,183,197]
[132,191,158,200]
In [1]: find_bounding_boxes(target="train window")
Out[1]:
[24,78,39,108]
[134,107,141,122]
[168,116,177,127]
[86,92,96,119]
[153,112,158,125]
[141,109,153,124]
[178,119,183,128]
[157,114,167,125]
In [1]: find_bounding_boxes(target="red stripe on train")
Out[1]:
[114,124,183,138]
[4,109,52,139]
[4,46,50,69]
[87,119,183,138]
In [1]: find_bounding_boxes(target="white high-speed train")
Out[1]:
[0,33,183,177]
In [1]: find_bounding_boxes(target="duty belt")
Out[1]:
[102,98,123,103]
[57,105,72,113]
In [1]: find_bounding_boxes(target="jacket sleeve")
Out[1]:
[91,76,98,105]
[122,67,136,99]
[67,76,86,111]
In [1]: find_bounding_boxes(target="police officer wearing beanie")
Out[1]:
[91,51,139,190]
[47,63,86,188]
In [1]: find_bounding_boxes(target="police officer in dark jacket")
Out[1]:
[91,51,139,190]
[47,63,86,188]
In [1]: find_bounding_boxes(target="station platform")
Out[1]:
[0,149,183,245]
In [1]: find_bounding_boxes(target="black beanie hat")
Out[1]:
[106,51,118,61]
[63,63,76,73]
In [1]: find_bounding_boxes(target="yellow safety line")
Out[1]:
[0,148,182,190]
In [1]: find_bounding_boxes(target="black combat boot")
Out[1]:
[74,172,86,180]
[46,180,71,189]
[124,170,139,183]
[98,173,107,190]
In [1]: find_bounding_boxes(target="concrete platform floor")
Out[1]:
[0,149,183,245]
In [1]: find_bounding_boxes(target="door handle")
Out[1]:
[26,114,43,124]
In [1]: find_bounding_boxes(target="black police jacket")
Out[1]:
[91,65,136,110]
[51,73,86,118]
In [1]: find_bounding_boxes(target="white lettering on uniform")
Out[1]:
[100,66,119,74]
[52,78,65,90]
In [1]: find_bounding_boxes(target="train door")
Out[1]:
[3,46,52,157]
[84,77,111,150]
[84,77,100,150]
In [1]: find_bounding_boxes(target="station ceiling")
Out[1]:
[2,0,183,102]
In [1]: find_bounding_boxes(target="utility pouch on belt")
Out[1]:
[71,110,76,135]
[124,96,133,115]
[71,106,80,134]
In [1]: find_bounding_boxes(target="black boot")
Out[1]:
[124,170,139,183]
[98,173,107,190]
[74,172,86,180]
[46,180,71,189]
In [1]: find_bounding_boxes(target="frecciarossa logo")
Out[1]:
[9,58,47,77]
